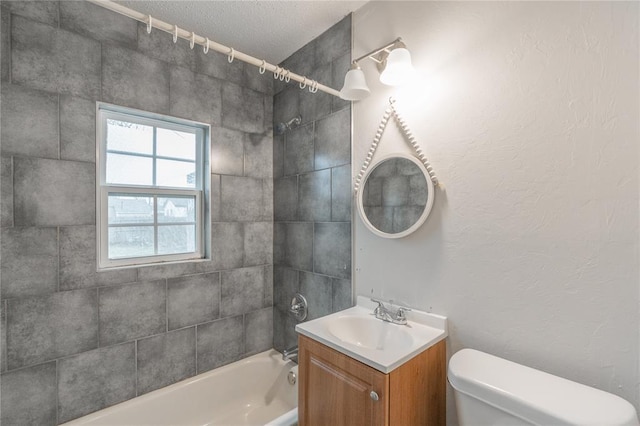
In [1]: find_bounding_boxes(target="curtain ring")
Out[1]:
[203,38,210,54]
[228,48,235,63]
[279,69,286,81]
[146,16,153,34]
[259,60,266,74]
[284,70,291,83]
[308,80,315,93]
[299,77,307,89]
[173,25,178,43]
[273,66,281,80]
[310,81,319,93]
[189,32,195,49]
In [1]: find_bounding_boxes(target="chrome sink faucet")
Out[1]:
[371,298,412,325]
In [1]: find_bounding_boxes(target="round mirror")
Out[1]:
[357,154,435,238]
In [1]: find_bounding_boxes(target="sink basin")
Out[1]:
[326,315,413,351]
[296,296,447,373]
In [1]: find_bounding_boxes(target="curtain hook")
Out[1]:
[299,77,307,89]
[146,15,153,34]
[273,66,281,80]
[228,47,235,63]
[203,38,210,54]
[284,70,291,83]
[189,32,195,49]
[173,25,179,43]
[279,68,286,81]
[309,80,317,93]
[259,60,266,74]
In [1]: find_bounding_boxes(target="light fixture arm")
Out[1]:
[353,37,404,65]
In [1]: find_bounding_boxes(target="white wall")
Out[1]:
[352,1,640,420]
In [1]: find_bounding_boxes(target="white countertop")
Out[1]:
[295,296,447,373]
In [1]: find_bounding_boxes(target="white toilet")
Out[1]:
[448,348,639,426]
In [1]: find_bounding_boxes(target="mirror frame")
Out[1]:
[357,153,435,239]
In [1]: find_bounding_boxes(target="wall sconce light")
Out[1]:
[340,38,414,101]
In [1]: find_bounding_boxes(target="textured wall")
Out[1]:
[272,16,353,352]
[353,1,639,421]
[0,2,273,424]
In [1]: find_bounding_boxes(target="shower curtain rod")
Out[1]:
[87,0,343,98]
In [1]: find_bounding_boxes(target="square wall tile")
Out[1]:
[273,134,284,179]
[1,227,58,299]
[11,15,101,99]
[167,273,220,330]
[99,281,166,346]
[1,7,9,83]
[1,361,56,426]
[263,265,274,308]
[1,84,58,159]
[58,343,136,423]
[274,176,298,222]
[243,62,273,94]
[59,226,137,291]
[6,289,98,369]
[195,47,228,81]
[197,316,243,372]
[299,272,333,321]
[0,157,11,227]
[273,308,299,353]
[273,88,299,129]
[60,95,96,163]
[298,169,331,222]
[273,266,299,313]
[170,66,222,126]
[3,1,58,26]
[284,123,315,176]
[220,266,265,317]
[245,308,273,355]
[220,176,266,221]
[102,45,170,114]
[332,164,352,222]
[332,278,353,312]
[221,82,265,134]
[315,108,351,170]
[280,222,314,271]
[244,222,273,267]
[314,15,351,66]
[14,157,95,226]
[211,222,244,270]
[211,127,244,176]
[313,222,351,279]
[137,23,196,71]
[137,327,196,395]
[244,132,273,179]
[59,1,137,46]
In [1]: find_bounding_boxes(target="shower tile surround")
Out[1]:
[272,16,353,352]
[0,1,286,423]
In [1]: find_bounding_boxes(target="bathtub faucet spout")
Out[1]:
[282,346,298,361]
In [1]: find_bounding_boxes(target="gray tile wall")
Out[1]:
[0,2,273,424]
[272,16,353,352]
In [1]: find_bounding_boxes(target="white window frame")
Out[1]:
[96,103,211,270]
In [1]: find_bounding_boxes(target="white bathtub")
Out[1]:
[62,350,298,426]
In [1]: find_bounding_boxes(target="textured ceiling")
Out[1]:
[115,1,367,64]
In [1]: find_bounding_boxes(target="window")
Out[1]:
[97,104,210,269]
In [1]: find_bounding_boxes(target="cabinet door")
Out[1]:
[299,335,389,426]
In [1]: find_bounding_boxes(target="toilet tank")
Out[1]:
[448,349,639,426]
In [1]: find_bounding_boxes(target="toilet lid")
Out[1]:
[448,349,639,426]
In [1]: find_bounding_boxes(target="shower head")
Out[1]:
[275,115,302,135]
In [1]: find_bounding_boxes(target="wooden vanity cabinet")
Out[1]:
[298,334,446,426]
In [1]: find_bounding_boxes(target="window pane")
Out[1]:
[106,153,153,186]
[108,195,154,224]
[106,119,153,155]
[157,159,196,188]
[158,225,195,255]
[157,128,196,160]
[108,226,154,259]
[158,196,195,223]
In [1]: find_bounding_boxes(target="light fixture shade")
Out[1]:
[340,67,370,101]
[379,47,413,86]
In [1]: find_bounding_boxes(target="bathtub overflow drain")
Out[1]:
[287,371,297,385]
